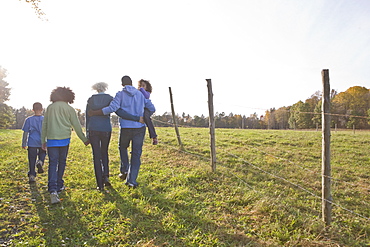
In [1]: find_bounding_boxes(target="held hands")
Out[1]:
[42,143,47,151]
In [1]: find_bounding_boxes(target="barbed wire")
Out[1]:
[228,153,370,221]
[153,124,370,191]
[154,128,370,221]
[218,129,370,191]
[214,101,370,119]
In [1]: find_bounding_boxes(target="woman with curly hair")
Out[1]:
[41,86,90,204]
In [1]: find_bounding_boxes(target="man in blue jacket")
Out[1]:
[94,75,155,188]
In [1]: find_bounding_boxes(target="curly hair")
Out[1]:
[92,82,108,93]
[50,87,75,104]
[138,79,152,93]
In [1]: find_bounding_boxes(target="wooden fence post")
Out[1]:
[322,69,332,225]
[206,79,216,172]
[169,87,184,150]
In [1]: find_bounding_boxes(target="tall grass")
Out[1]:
[0,128,369,246]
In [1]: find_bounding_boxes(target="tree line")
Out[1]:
[151,86,370,130]
[1,66,369,129]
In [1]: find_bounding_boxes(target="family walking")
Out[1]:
[21,76,156,204]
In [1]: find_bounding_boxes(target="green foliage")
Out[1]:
[0,128,369,246]
[0,67,15,129]
[0,104,15,129]
[0,66,10,104]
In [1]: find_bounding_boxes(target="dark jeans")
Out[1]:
[119,127,146,186]
[27,147,46,177]
[47,145,69,193]
[89,130,111,188]
[144,108,157,139]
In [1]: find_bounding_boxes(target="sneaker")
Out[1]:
[125,182,138,189]
[29,175,36,183]
[118,173,127,180]
[36,160,44,174]
[50,192,60,204]
[152,138,158,145]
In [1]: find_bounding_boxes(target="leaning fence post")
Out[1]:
[169,87,184,150]
[322,69,332,225]
[206,79,216,172]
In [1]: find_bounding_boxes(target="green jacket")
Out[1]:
[41,101,88,144]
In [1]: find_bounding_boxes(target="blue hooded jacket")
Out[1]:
[102,85,155,128]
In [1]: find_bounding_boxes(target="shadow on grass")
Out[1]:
[30,183,100,246]
[103,182,258,246]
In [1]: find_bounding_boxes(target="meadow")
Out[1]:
[0,128,369,246]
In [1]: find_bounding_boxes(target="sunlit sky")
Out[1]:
[1,0,370,117]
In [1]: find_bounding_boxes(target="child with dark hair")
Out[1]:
[41,87,90,204]
[138,79,158,145]
[22,102,46,183]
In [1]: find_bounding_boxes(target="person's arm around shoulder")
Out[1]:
[115,108,141,122]
[101,91,122,115]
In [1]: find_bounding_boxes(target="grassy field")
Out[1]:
[0,128,369,246]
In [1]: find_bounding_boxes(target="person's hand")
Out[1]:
[22,146,27,149]
[42,143,47,151]
[84,140,90,146]
[139,116,145,124]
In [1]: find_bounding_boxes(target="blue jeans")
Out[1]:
[47,145,69,193]
[119,127,145,186]
[89,130,111,188]
[27,147,46,177]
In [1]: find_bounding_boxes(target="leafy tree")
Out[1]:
[332,86,370,129]
[274,106,290,129]
[0,67,11,103]
[244,113,261,129]
[289,101,313,129]
[13,107,33,129]
[76,109,86,127]
[0,67,15,128]
[20,0,47,20]
[263,108,278,129]
[0,104,15,128]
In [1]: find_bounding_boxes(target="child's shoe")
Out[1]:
[29,175,36,183]
[152,137,158,145]
[50,192,60,204]
[36,160,44,173]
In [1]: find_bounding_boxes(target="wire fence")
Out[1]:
[152,119,370,223]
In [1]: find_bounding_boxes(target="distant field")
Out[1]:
[0,128,369,246]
